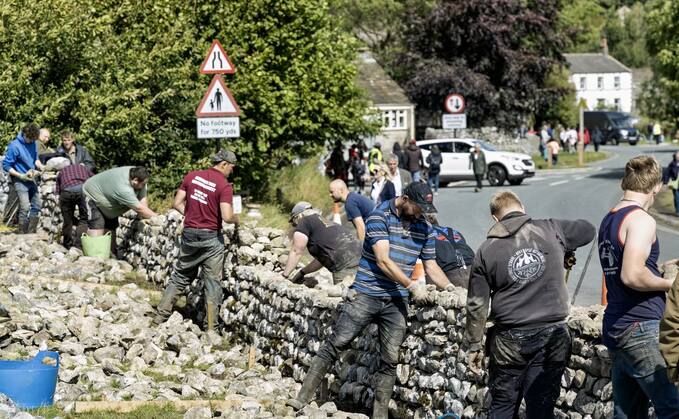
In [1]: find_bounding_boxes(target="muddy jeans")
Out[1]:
[331,265,358,285]
[169,228,225,307]
[315,291,408,377]
[488,323,571,419]
[609,320,679,419]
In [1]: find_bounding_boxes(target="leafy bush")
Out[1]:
[0,0,378,197]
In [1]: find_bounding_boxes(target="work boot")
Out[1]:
[27,216,39,234]
[205,302,219,332]
[372,373,396,419]
[19,219,29,234]
[286,356,330,410]
[153,284,181,325]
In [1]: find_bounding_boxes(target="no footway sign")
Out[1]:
[444,94,465,114]
[195,75,241,117]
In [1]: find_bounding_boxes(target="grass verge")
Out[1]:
[30,403,183,419]
[532,151,609,170]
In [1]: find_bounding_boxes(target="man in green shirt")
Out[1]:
[83,166,157,254]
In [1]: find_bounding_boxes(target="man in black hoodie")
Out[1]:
[464,190,596,419]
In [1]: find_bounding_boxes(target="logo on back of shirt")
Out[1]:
[507,248,546,284]
[599,239,618,275]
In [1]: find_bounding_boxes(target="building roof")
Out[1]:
[564,53,631,74]
[356,51,413,107]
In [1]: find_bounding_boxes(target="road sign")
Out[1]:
[200,40,235,74]
[196,75,241,117]
[442,114,467,129]
[444,93,465,114]
[197,117,240,138]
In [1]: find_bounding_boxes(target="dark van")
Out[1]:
[583,111,639,145]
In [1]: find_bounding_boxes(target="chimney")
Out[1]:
[600,37,609,56]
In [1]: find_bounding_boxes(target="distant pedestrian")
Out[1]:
[368,142,383,175]
[592,127,603,152]
[567,127,578,154]
[546,138,560,166]
[654,122,663,145]
[370,165,396,205]
[599,155,679,417]
[386,153,412,196]
[404,139,424,182]
[392,142,407,170]
[465,190,595,418]
[662,151,679,216]
[424,213,474,288]
[2,123,44,234]
[56,162,94,249]
[329,179,375,241]
[469,143,486,192]
[328,140,348,182]
[426,145,443,194]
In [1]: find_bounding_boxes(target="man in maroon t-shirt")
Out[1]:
[154,149,238,331]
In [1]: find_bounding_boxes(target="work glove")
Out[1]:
[407,281,433,304]
[467,349,484,375]
[564,250,577,270]
[290,270,305,284]
[15,173,30,182]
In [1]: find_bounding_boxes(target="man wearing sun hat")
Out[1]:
[287,182,451,418]
[153,149,238,331]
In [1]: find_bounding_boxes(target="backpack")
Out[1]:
[433,225,475,271]
[427,154,441,174]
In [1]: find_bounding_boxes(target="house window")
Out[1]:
[579,77,586,90]
[614,98,621,110]
[597,77,603,89]
[382,110,407,130]
[597,98,606,108]
[614,76,620,89]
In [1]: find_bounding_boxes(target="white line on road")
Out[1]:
[549,180,569,186]
[657,223,679,237]
[573,175,587,180]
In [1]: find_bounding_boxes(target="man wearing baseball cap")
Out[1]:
[154,149,238,331]
[282,201,361,285]
[287,182,451,418]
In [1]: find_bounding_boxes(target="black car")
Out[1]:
[583,111,638,145]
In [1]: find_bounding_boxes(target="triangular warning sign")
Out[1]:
[200,40,235,74]
[195,75,241,117]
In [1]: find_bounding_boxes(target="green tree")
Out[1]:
[539,66,579,127]
[605,2,649,67]
[560,0,608,52]
[0,0,377,196]
[641,0,679,124]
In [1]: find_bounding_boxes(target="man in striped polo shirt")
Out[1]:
[287,182,451,418]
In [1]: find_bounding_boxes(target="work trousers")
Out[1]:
[488,323,571,419]
[59,189,87,249]
[316,291,408,377]
[169,228,225,307]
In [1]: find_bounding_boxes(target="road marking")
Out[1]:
[657,223,679,237]
[573,175,587,180]
[447,181,468,187]
[549,180,569,186]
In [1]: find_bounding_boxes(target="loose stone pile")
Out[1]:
[0,234,365,419]
[0,161,8,216]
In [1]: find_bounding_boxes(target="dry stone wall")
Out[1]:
[8,178,616,418]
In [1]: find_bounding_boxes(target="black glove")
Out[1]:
[564,250,576,270]
[291,270,305,283]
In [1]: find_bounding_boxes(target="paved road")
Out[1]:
[435,144,679,307]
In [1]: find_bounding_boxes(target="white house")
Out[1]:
[564,53,633,113]
[355,51,416,150]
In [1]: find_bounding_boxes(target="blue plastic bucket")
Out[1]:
[0,351,59,408]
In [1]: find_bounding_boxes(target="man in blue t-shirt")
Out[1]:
[289,182,451,418]
[329,179,374,241]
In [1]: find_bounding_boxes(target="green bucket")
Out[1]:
[81,232,112,259]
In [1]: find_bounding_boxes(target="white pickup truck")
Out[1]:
[417,138,535,186]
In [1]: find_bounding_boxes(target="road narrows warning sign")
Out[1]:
[200,40,235,74]
[196,75,241,117]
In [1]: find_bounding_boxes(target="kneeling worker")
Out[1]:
[83,166,157,256]
[283,202,361,285]
[287,183,452,418]
[154,150,238,331]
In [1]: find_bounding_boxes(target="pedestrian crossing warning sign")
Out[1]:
[199,39,235,74]
[195,75,241,117]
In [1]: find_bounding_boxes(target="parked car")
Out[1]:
[583,111,639,145]
[417,138,535,186]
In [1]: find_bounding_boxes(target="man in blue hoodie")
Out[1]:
[2,123,44,233]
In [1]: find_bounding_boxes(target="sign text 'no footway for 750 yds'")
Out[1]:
[197,117,240,139]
